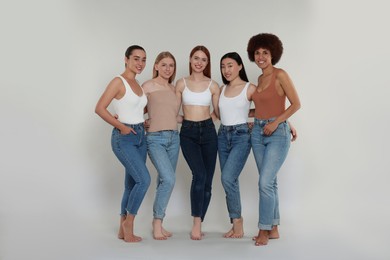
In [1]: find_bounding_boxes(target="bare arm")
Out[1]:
[95,78,136,135]
[274,69,301,124]
[175,79,184,118]
[247,83,257,118]
[210,81,220,119]
[263,69,301,136]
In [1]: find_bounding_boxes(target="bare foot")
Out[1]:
[254,230,269,246]
[231,218,244,238]
[162,227,172,237]
[223,228,234,238]
[269,226,279,239]
[253,225,279,240]
[190,217,202,240]
[122,215,142,243]
[224,218,244,238]
[118,216,126,239]
[152,219,167,240]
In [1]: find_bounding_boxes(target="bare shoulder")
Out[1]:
[248,82,257,91]
[141,79,154,93]
[107,76,124,91]
[175,78,185,91]
[210,79,220,94]
[275,68,290,79]
[210,79,220,89]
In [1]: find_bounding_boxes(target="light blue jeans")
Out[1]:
[111,123,151,216]
[147,130,180,220]
[218,123,251,221]
[251,118,290,230]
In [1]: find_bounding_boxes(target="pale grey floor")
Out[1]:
[2,212,388,260]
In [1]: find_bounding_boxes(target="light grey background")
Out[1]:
[1,0,389,259]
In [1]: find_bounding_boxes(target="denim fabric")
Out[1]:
[180,118,217,221]
[251,118,290,230]
[218,123,251,221]
[146,130,180,219]
[111,123,151,216]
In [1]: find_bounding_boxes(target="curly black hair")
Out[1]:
[247,33,283,65]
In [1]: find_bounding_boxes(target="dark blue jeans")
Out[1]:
[180,118,218,221]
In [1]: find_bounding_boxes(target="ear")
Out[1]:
[124,57,128,66]
[154,63,159,71]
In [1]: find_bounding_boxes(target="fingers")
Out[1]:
[130,128,137,135]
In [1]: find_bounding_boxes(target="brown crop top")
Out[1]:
[252,69,286,119]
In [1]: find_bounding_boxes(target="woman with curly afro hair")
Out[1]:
[247,33,301,246]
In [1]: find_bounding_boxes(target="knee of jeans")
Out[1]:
[164,176,175,189]
[221,174,235,187]
[259,180,273,195]
[142,174,151,188]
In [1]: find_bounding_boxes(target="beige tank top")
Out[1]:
[147,89,178,132]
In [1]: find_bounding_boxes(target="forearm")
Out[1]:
[95,107,126,131]
[274,103,301,125]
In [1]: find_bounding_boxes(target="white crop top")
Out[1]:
[182,78,212,106]
[219,82,251,126]
[112,75,147,124]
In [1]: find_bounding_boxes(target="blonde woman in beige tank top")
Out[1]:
[142,52,182,240]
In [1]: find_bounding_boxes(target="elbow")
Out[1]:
[294,101,301,112]
[95,105,102,116]
[296,102,301,111]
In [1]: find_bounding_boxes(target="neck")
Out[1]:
[153,76,170,87]
[122,69,136,80]
[189,71,206,81]
[228,77,245,87]
[261,66,274,77]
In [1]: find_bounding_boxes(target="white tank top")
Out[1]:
[182,78,212,106]
[219,82,251,126]
[112,75,147,124]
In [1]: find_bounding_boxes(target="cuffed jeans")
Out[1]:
[218,123,251,222]
[111,123,151,216]
[251,118,290,230]
[180,118,217,221]
[147,130,180,220]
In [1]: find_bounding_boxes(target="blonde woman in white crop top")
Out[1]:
[175,46,220,240]
[95,45,150,243]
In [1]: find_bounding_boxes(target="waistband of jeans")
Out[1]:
[254,118,287,126]
[220,123,248,131]
[122,122,144,128]
[254,117,277,124]
[183,118,213,127]
[147,129,178,134]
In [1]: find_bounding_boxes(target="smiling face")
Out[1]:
[125,49,146,74]
[254,47,272,70]
[155,57,175,81]
[221,57,242,83]
[190,50,208,73]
